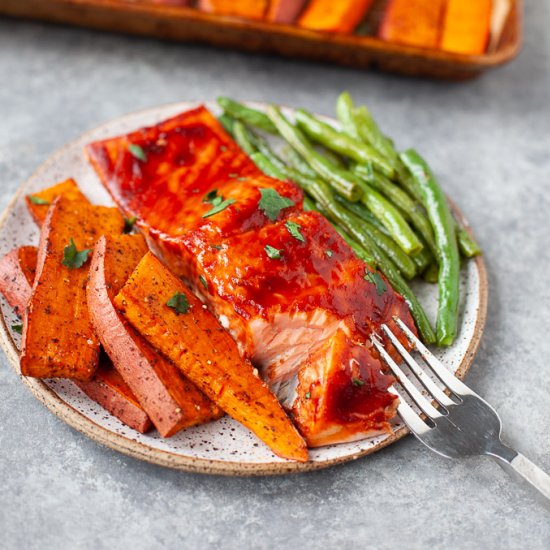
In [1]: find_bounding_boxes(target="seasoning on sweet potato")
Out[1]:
[88,234,222,437]
[20,195,125,380]
[115,252,308,462]
[441,0,492,55]
[0,246,37,315]
[198,0,268,19]
[26,178,88,226]
[76,357,152,434]
[378,0,446,49]
[1,243,151,431]
[298,0,373,34]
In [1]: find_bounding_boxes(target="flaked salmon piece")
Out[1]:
[87,105,416,447]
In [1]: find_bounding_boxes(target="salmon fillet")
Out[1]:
[87,105,415,447]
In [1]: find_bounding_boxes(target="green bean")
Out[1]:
[283,146,318,179]
[331,224,376,267]
[353,105,399,168]
[411,246,432,274]
[249,152,285,180]
[303,195,316,212]
[294,108,396,179]
[217,114,235,135]
[335,91,361,139]
[400,149,460,346]
[217,97,277,134]
[334,194,389,235]
[456,224,482,258]
[266,105,362,202]
[232,121,257,156]
[423,263,439,284]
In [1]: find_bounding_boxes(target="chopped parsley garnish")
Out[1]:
[27,195,49,205]
[128,143,147,162]
[203,189,222,206]
[199,275,208,290]
[11,324,23,334]
[325,250,334,258]
[124,216,137,234]
[285,221,305,243]
[264,245,282,260]
[364,270,387,296]
[305,392,311,400]
[62,239,91,270]
[211,244,223,250]
[202,198,236,219]
[258,188,295,221]
[166,292,190,314]
[352,377,365,387]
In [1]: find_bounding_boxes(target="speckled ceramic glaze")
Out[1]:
[0,102,488,475]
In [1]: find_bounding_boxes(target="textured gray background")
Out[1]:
[0,3,549,549]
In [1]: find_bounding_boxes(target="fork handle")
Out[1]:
[489,444,550,503]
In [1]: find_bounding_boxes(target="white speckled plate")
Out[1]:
[0,102,487,475]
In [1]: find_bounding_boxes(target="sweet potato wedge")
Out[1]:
[378,0,446,49]
[298,0,373,34]
[76,357,152,434]
[0,243,151,431]
[198,0,268,19]
[20,195,125,380]
[88,234,222,437]
[115,252,308,462]
[26,179,88,226]
[0,246,37,315]
[441,0,492,55]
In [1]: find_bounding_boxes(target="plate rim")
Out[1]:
[0,102,489,476]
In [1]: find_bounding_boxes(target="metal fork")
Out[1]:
[371,317,550,504]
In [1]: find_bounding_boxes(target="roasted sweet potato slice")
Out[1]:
[299,0,373,33]
[20,195,124,380]
[441,0,492,55]
[76,357,152,434]
[115,252,308,462]
[26,179,88,226]
[0,243,151,431]
[88,234,222,437]
[0,246,37,315]
[378,0,446,49]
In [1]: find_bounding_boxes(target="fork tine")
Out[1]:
[394,317,473,397]
[389,386,432,436]
[371,337,443,419]
[381,324,455,408]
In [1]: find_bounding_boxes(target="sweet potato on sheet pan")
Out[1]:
[441,0,492,55]
[0,243,151,431]
[88,235,222,437]
[298,0,373,34]
[25,179,88,226]
[20,195,124,380]
[0,246,37,316]
[378,0,446,49]
[115,252,308,462]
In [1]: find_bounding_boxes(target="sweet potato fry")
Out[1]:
[0,246,37,315]
[298,0,373,34]
[88,234,222,437]
[20,195,124,380]
[26,179,88,226]
[115,252,308,462]
[441,0,492,55]
[378,0,446,49]
[76,357,152,434]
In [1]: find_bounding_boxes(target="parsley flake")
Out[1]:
[166,292,190,314]
[202,198,236,219]
[264,245,283,260]
[258,188,295,221]
[62,239,91,270]
[352,378,365,387]
[27,195,49,205]
[305,392,311,400]
[11,324,23,334]
[199,275,208,290]
[211,244,223,250]
[325,250,334,258]
[285,221,305,243]
[203,189,222,206]
[128,143,147,162]
[124,216,138,234]
[364,270,387,296]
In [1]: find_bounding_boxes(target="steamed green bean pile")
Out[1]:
[217,94,481,347]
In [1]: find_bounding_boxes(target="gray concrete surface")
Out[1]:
[0,3,549,549]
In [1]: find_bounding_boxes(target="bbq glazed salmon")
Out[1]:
[87,105,415,447]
